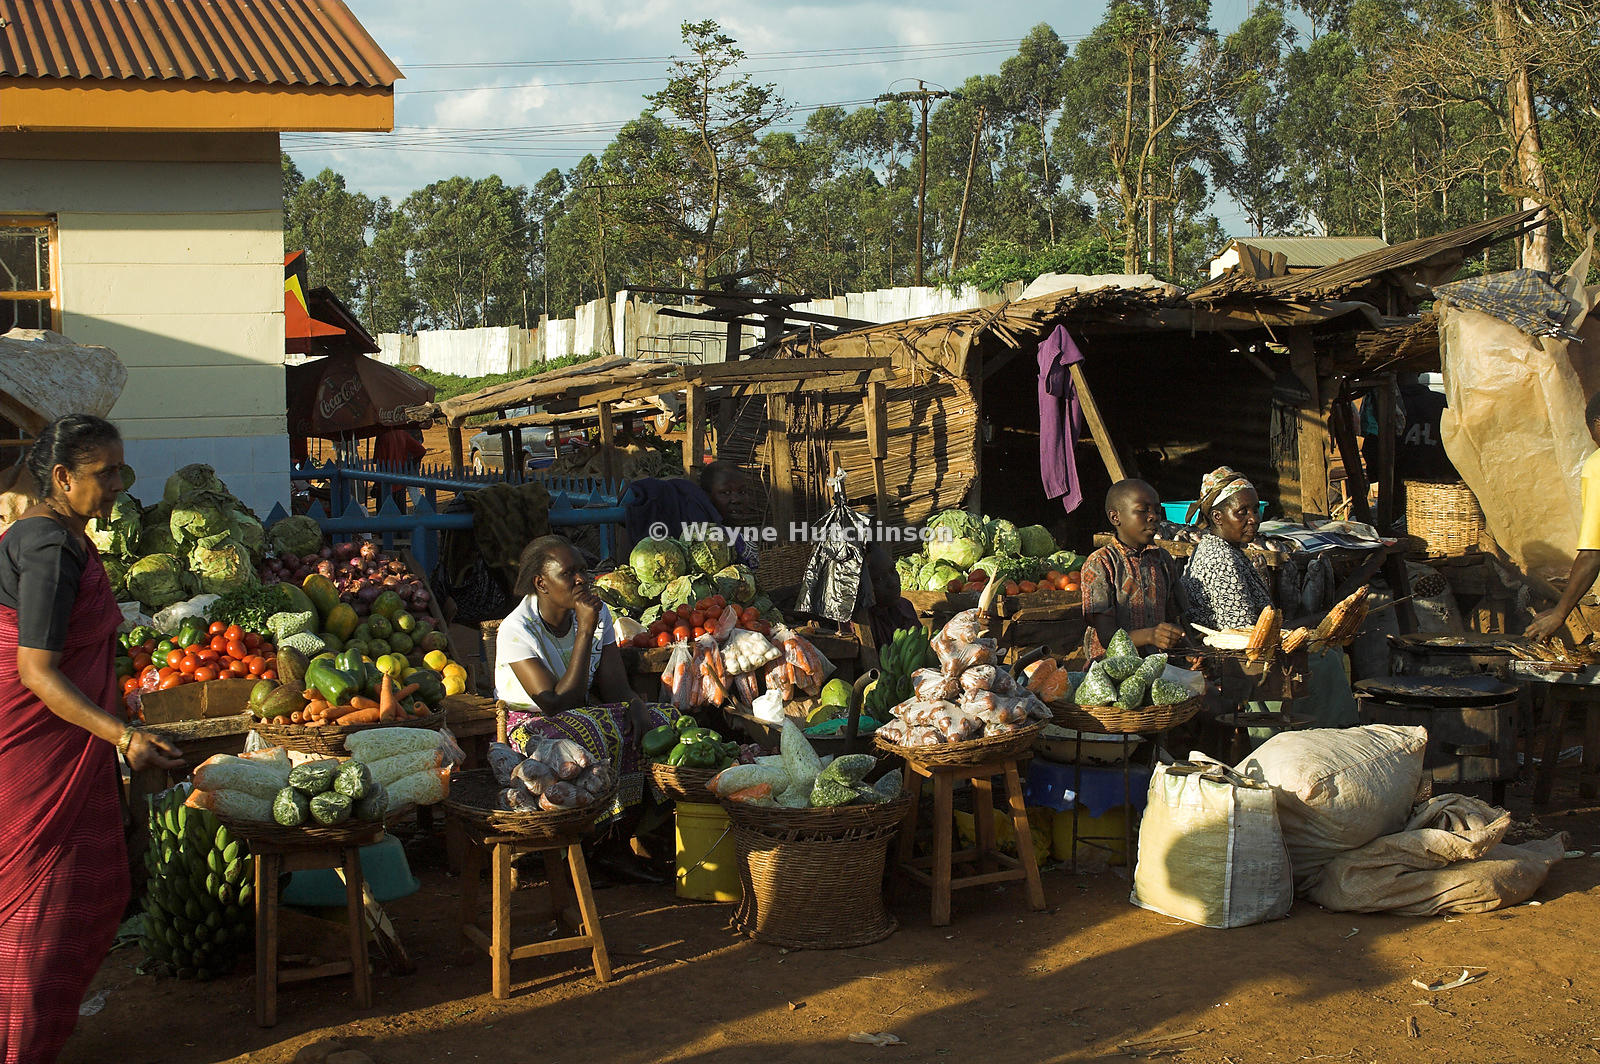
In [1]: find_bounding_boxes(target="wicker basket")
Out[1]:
[1046,697,1201,736]
[1406,479,1485,557]
[874,723,1043,768]
[725,796,910,950]
[214,813,386,850]
[759,542,815,596]
[444,767,613,843]
[253,708,446,757]
[648,761,719,803]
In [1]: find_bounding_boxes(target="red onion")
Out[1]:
[356,583,383,604]
[281,553,301,570]
[318,546,333,559]
[316,559,335,579]
[352,601,371,617]
[411,590,431,607]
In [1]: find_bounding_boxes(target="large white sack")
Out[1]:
[1130,760,1293,929]
[1237,725,1427,893]
[1308,794,1566,915]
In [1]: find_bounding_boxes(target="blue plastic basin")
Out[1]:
[281,833,420,906]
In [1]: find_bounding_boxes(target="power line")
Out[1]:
[400,37,1049,69]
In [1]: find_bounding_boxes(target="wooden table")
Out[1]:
[1523,669,1600,806]
[444,693,499,767]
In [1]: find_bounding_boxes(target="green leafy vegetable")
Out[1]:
[207,585,282,635]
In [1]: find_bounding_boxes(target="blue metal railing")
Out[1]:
[273,459,628,574]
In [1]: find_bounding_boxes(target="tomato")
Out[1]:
[177,653,198,674]
[675,605,692,619]
[711,594,726,607]
[227,659,250,677]
[164,649,183,669]
[198,648,220,664]
[209,621,226,636]
[689,611,706,627]
[244,632,262,649]
[632,633,653,649]
[648,619,670,635]
[246,656,266,676]
[946,579,964,593]
[750,621,771,637]
[141,639,157,654]
[193,666,217,683]
[121,676,139,696]
[223,624,244,642]
[671,625,692,641]
[693,626,707,638]
[654,631,672,648]
[131,652,151,672]
[159,673,183,690]
[1003,580,1021,596]
[225,638,248,660]
[260,669,277,680]
[258,642,275,656]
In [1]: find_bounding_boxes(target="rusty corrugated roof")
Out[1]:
[0,0,401,88]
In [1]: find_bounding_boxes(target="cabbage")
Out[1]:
[1048,550,1083,574]
[268,515,323,557]
[927,535,985,572]
[140,501,179,556]
[230,509,266,561]
[163,463,228,504]
[629,538,690,586]
[126,553,195,611]
[921,561,964,591]
[88,492,142,558]
[594,567,650,611]
[103,555,130,600]
[987,518,1021,556]
[1018,524,1056,558]
[688,537,735,576]
[927,509,985,545]
[170,490,235,549]
[662,575,712,612]
[189,533,259,596]
[712,564,756,605]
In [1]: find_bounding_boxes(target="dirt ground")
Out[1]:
[60,762,1600,1064]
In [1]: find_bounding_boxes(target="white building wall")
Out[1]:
[0,132,288,516]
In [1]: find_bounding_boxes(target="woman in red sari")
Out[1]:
[0,415,182,1064]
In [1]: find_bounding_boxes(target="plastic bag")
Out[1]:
[932,630,998,676]
[772,625,833,697]
[959,664,1017,696]
[436,725,466,770]
[660,639,695,714]
[1074,663,1119,706]
[940,609,988,645]
[763,655,794,702]
[912,667,961,701]
[751,688,785,723]
[960,691,1031,727]
[153,593,220,634]
[892,697,955,727]
[722,628,780,675]
[794,498,874,623]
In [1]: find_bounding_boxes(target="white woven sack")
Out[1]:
[1237,724,1427,893]
[1130,760,1293,929]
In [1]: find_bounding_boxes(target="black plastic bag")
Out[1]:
[795,499,874,624]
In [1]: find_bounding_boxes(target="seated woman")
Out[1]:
[494,535,674,877]
[1179,466,1355,726]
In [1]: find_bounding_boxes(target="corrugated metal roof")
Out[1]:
[1223,236,1389,267]
[0,0,401,88]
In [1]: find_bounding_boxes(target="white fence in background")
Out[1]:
[373,276,1178,378]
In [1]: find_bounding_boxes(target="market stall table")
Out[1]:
[128,714,254,858]
[1516,664,1600,806]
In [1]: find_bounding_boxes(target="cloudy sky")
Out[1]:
[283,0,1262,232]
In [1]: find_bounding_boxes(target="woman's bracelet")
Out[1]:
[116,726,136,757]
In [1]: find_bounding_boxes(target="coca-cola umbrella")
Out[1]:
[286,351,435,439]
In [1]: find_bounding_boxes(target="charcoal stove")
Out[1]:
[1354,674,1519,802]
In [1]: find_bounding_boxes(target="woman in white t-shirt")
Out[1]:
[495,536,673,837]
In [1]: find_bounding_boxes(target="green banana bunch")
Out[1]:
[140,788,254,981]
[867,626,933,716]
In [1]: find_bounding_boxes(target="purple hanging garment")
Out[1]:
[1037,324,1086,513]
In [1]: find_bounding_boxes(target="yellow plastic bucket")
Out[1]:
[1051,806,1134,865]
[675,801,741,903]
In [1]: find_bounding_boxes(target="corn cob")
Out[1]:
[1281,626,1310,654]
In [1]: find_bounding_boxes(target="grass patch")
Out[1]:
[401,352,603,405]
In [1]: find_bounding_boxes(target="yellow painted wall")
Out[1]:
[0,132,289,511]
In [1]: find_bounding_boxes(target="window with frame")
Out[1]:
[0,217,58,332]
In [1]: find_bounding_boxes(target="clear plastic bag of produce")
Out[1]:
[960,691,1032,727]
[722,628,781,675]
[929,704,985,742]
[693,633,729,706]
[1099,655,1143,683]
[153,593,220,634]
[660,639,695,714]
[912,667,961,701]
[940,609,989,645]
[1074,662,1120,706]
[959,664,1017,696]
[893,697,955,727]
[932,630,998,676]
[771,624,834,696]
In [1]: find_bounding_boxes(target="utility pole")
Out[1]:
[950,105,986,276]
[1147,34,1157,273]
[877,81,956,286]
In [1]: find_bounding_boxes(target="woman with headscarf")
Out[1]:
[1180,466,1273,631]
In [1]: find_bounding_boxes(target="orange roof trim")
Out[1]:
[0,0,401,89]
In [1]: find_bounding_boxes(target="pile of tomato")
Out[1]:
[118,622,278,696]
[630,594,771,649]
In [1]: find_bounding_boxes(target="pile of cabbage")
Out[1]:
[591,535,782,628]
[894,510,1082,593]
[92,463,268,610]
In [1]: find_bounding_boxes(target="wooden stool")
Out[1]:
[894,756,1046,926]
[251,839,373,1027]
[454,823,612,998]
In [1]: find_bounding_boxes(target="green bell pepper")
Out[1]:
[335,648,365,676]
[643,725,679,759]
[678,727,722,745]
[114,655,133,677]
[305,657,358,706]
[675,715,698,733]
[682,742,722,769]
[666,742,689,767]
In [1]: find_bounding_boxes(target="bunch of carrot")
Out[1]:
[290,674,427,727]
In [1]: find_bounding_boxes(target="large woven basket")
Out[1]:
[253,708,446,757]
[1406,479,1485,557]
[874,723,1043,768]
[725,797,910,950]
[214,813,387,851]
[1047,697,1201,736]
[758,542,815,596]
[444,767,613,843]
[648,761,719,803]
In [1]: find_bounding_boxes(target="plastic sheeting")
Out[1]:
[1439,247,1597,578]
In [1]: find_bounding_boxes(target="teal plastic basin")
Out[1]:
[281,833,420,906]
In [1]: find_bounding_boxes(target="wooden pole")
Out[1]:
[1327,395,1372,525]
[1286,331,1329,519]
[768,394,794,533]
[683,385,705,473]
[448,422,466,477]
[865,380,890,525]
[597,401,616,488]
[950,106,985,275]
[1375,374,1397,533]
[1067,362,1129,484]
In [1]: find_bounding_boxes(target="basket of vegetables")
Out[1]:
[450,739,619,843]
[645,715,744,802]
[710,722,909,949]
[248,645,447,757]
[1039,628,1204,736]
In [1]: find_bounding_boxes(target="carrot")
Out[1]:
[378,674,400,722]
[334,707,382,725]
[290,710,304,724]
[304,698,330,718]
[303,689,319,701]
[348,696,380,712]
[409,703,431,718]
[395,683,420,700]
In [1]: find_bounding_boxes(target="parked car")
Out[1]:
[469,410,584,475]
